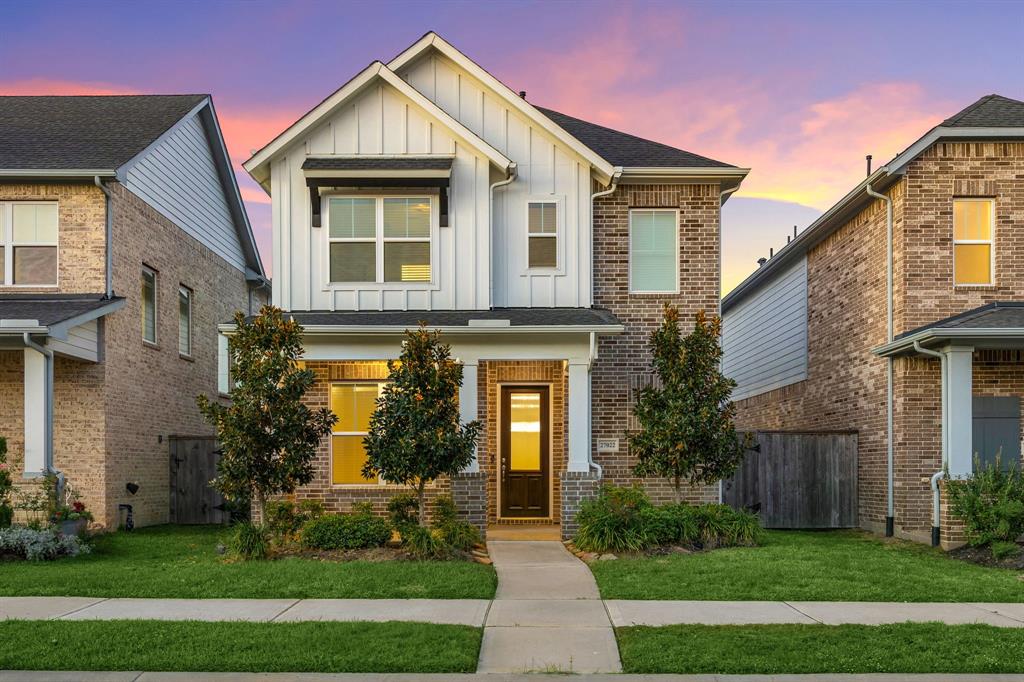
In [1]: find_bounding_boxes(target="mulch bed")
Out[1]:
[264,543,488,563]
[949,543,1024,570]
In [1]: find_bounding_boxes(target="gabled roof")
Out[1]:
[0,95,206,172]
[536,106,735,169]
[943,94,1024,128]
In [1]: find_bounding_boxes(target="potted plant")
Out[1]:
[52,499,92,537]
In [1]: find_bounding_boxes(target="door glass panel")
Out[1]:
[509,392,541,471]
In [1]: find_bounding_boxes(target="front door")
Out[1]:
[500,386,550,518]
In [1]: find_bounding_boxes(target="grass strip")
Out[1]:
[0,619,481,673]
[0,525,496,599]
[618,622,1024,674]
[592,529,1024,601]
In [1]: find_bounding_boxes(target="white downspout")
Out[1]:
[717,184,740,504]
[914,340,946,547]
[866,182,895,536]
[488,164,517,309]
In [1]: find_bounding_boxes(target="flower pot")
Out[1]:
[59,518,87,537]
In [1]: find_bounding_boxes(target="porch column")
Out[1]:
[945,346,973,477]
[23,347,46,476]
[567,360,591,472]
[460,361,479,473]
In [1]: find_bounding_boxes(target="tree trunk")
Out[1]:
[416,480,428,527]
[673,475,682,504]
[255,489,267,527]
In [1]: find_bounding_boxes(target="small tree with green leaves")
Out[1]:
[363,325,481,526]
[197,306,336,523]
[630,305,752,502]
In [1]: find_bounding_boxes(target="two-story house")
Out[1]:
[242,32,748,538]
[722,94,1024,547]
[0,95,267,528]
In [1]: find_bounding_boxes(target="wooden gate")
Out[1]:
[169,436,228,524]
[723,431,857,528]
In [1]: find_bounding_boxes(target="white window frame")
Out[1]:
[953,198,995,288]
[628,208,680,294]
[178,284,193,358]
[321,193,439,290]
[523,196,563,273]
[1,201,59,288]
[142,266,158,345]
[330,381,389,487]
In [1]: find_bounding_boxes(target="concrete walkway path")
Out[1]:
[6,672,1024,681]
[477,541,621,674]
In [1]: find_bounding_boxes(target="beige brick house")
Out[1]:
[722,94,1024,547]
[240,33,746,538]
[0,95,267,528]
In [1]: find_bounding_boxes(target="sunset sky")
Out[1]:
[3,0,1021,293]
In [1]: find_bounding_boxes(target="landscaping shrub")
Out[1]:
[402,525,451,559]
[574,485,653,553]
[432,495,480,551]
[945,457,1024,546]
[991,540,1020,561]
[301,511,391,550]
[641,504,699,546]
[265,500,325,537]
[0,526,90,561]
[230,522,269,560]
[0,436,12,529]
[387,493,420,529]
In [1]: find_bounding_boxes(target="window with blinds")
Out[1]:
[178,285,192,357]
[629,209,678,293]
[953,198,994,286]
[1,202,58,286]
[327,196,432,284]
[142,267,158,344]
[527,201,558,268]
[331,383,384,485]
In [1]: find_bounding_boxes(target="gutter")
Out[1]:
[22,333,62,491]
[488,163,518,307]
[94,176,114,298]
[866,182,895,536]
[219,323,626,336]
[914,340,946,547]
[0,169,116,178]
[873,327,1024,356]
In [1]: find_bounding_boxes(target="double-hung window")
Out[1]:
[331,382,384,485]
[327,196,432,284]
[1,202,58,286]
[527,201,558,268]
[142,267,158,344]
[953,198,994,286]
[178,285,192,357]
[629,209,679,293]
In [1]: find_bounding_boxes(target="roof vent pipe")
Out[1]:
[518,90,527,99]
[757,257,767,267]
[769,247,774,258]
[866,155,873,176]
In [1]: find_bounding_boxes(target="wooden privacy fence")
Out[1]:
[723,431,858,529]
[169,436,229,525]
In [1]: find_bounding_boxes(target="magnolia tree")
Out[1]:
[363,325,481,526]
[630,305,753,502]
[197,306,336,522]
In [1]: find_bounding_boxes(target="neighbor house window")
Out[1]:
[331,383,383,485]
[327,196,432,284]
[178,285,192,357]
[629,209,678,293]
[1,202,58,286]
[527,201,558,268]
[953,198,994,286]
[142,267,158,344]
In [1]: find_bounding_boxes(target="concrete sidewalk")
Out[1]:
[5,672,1024,681]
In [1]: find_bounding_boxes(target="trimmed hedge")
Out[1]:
[301,512,391,551]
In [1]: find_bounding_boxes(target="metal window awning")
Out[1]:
[303,156,454,227]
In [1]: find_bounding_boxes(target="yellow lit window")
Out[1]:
[330,383,382,484]
[953,199,994,286]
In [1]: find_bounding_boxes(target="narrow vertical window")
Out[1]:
[527,201,558,268]
[3,202,58,286]
[953,198,994,286]
[330,383,382,485]
[178,285,192,357]
[629,209,679,293]
[142,267,157,344]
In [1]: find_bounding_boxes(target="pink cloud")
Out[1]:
[0,78,139,96]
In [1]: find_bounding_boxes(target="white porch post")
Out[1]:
[23,347,46,476]
[567,361,591,472]
[460,361,479,473]
[945,346,974,477]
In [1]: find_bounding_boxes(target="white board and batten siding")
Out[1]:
[722,257,808,401]
[124,112,247,272]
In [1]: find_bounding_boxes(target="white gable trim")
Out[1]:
[388,33,617,183]
[243,62,513,184]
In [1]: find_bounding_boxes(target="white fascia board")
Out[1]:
[0,169,116,177]
[619,167,750,185]
[0,326,47,335]
[218,323,624,336]
[887,126,1024,174]
[244,63,512,185]
[873,327,1024,356]
[387,33,616,183]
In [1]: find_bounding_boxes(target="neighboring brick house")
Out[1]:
[722,94,1024,547]
[241,32,747,538]
[0,95,267,528]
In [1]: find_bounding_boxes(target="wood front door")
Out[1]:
[500,386,550,518]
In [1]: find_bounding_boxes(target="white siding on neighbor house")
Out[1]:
[722,256,808,401]
[398,52,594,309]
[125,112,246,272]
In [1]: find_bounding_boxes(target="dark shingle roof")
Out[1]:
[0,294,123,327]
[536,106,735,168]
[0,95,207,170]
[942,94,1024,128]
[896,302,1024,340]
[302,157,454,171]
[275,307,622,328]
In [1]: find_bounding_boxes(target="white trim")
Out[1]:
[495,381,555,521]
[178,284,193,357]
[329,380,389,488]
[952,197,995,287]
[0,169,116,177]
[220,323,625,336]
[888,126,1024,175]
[628,208,680,294]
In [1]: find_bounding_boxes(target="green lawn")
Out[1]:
[618,623,1024,674]
[591,530,1024,602]
[0,525,496,599]
[0,620,480,673]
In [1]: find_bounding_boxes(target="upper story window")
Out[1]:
[629,209,679,293]
[953,198,994,286]
[142,266,158,344]
[1,202,58,286]
[327,196,432,284]
[178,285,192,357]
[330,382,384,485]
[527,201,558,268]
